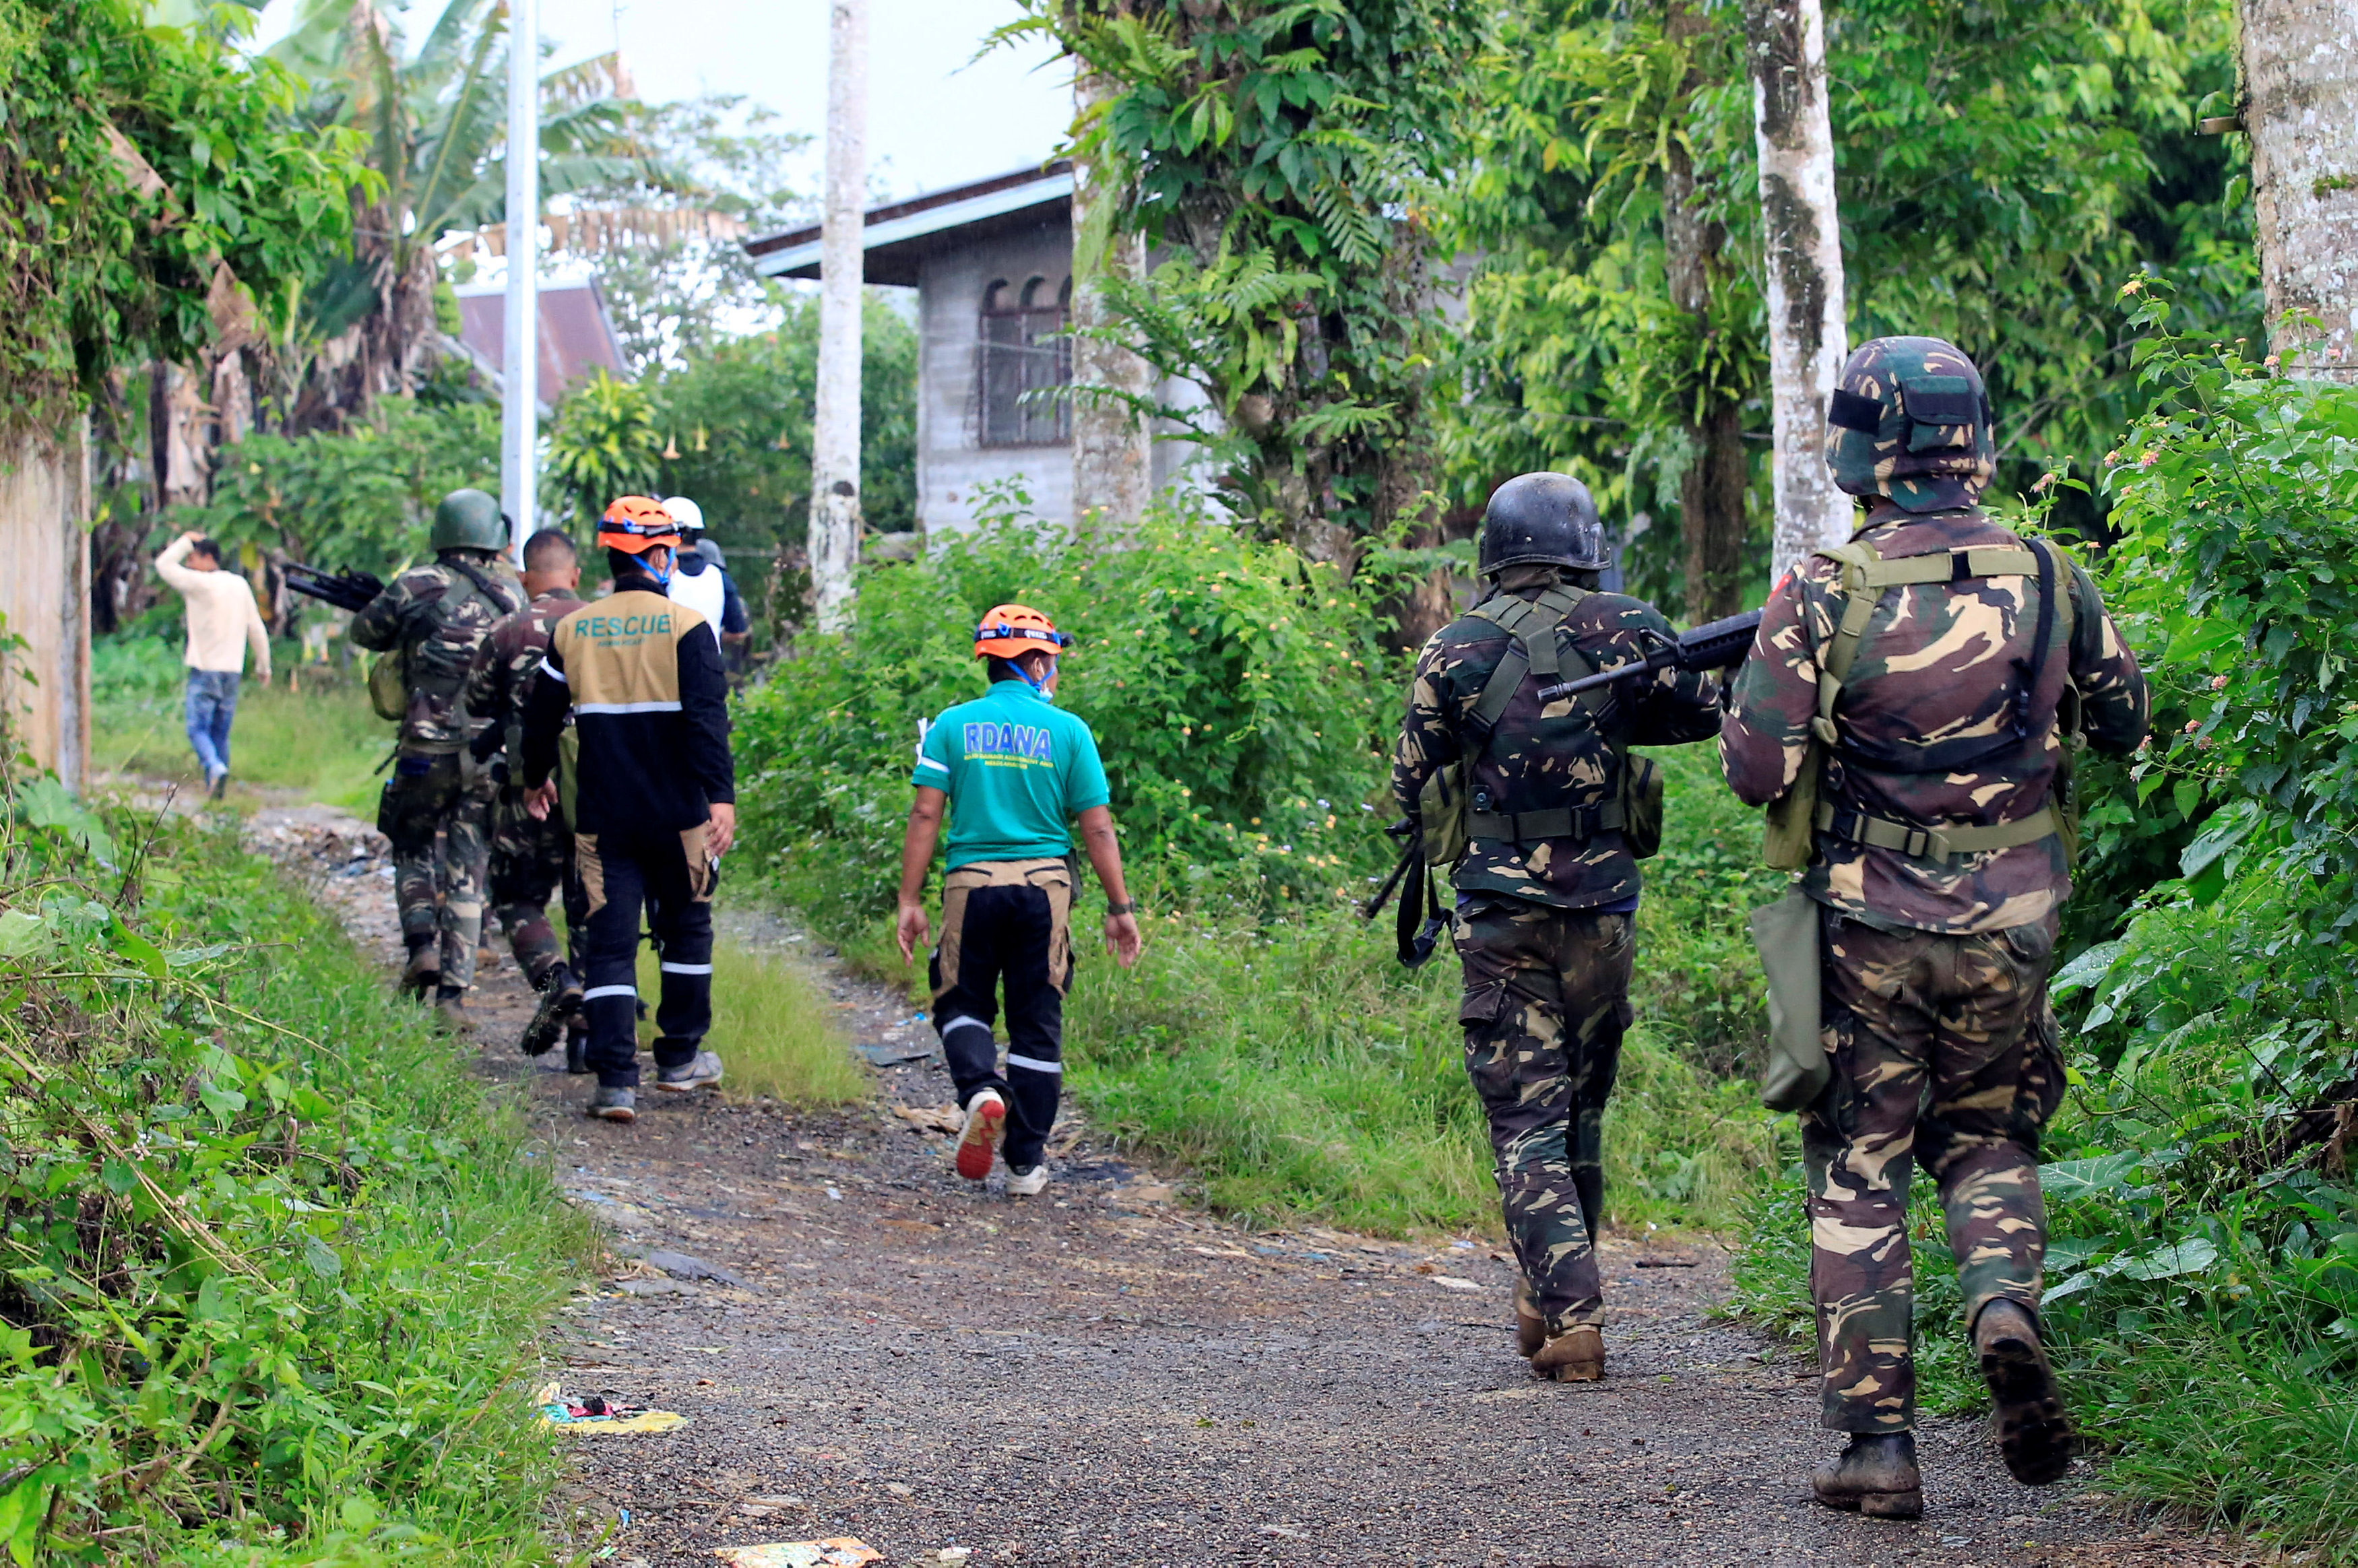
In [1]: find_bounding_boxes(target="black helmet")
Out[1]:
[1477,473,1608,577]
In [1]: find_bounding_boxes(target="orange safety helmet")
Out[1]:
[596,495,682,555]
[974,603,1072,660]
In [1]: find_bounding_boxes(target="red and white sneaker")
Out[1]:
[954,1089,1006,1181]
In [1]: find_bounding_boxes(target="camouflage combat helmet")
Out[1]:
[1477,472,1610,577]
[431,488,509,553]
[1823,337,1996,513]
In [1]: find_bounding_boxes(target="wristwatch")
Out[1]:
[1105,900,1139,917]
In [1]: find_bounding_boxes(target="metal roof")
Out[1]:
[745,162,1074,286]
[451,275,628,410]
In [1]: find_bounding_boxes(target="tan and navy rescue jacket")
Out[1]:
[519,568,734,836]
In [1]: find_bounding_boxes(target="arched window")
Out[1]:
[978,272,1071,447]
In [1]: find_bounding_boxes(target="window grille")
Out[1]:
[977,275,1071,447]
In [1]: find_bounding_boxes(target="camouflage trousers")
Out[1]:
[1453,894,1634,1333]
[487,790,585,987]
[1804,906,2068,1432]
[377,748,497,992]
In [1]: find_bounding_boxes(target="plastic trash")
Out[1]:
[1428,1274,1481,1291]
[532,1382,688,1435]
[855,1042,932,1066]
[711,1542,880,1567]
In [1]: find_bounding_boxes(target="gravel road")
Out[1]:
[250,807,2230,1568]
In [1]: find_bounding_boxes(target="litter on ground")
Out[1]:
[855,1041,932,1066]
[892,1105,963,1134]
[711,1542,880,1567]
[532,1382,688,1435]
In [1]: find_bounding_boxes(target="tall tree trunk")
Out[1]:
[1663,0,1748,622]
[1742,0,1850,579]
[1069,60,1154,531]
[2237,0,2358,377]
[808,0,867,632]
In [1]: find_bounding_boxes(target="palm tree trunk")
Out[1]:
[809,0,867,632]
[2237,0,2358,377]
[1742,0,1850,578]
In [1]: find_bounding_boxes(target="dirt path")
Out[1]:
[249,807,2224,1568]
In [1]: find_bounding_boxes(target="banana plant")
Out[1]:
[264,0,682,428]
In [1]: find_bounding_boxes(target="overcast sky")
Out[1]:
[250,0,1075,204]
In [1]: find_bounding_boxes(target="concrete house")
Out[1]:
[746,162,1193,537]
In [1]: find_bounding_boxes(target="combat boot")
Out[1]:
[1512,1276,1546,1359]
[519,962,584,1057]
[565,1017,591,1075]
[1811,1432,1921,1518]
[1975,1299,2075,1484]
[1530,1324,1603,1382]
[433,989,473,1033]
[400,944,440,1000]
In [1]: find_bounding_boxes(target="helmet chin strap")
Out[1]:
[645,548,674,587]
[1021,654,1057,695]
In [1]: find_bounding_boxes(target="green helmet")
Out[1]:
[431,488,509,552]
[1822,336,1996,513]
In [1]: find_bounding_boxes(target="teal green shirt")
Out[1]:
[913,678,1111,870]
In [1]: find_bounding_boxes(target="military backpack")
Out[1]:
[1761,529,2089,872]
[1418,584,1663,870]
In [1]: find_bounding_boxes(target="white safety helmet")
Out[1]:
[660,495,705,533]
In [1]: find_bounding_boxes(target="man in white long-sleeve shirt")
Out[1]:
[155,531,271,799]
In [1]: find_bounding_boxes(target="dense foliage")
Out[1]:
[650,291,920,544]
[1007,0,1486,553]
[0,0,369,438]
[0,787,587,1561]
[1440,0,2256,610]
[182,394,499,576]
[734,490,1406,920]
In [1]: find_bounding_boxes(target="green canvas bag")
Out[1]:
[1750,884,1829,1112]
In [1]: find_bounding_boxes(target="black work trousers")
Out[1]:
[577,828,715,1088]
[928,860,1073,1172]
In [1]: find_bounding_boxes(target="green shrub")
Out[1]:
[735,487,1409,923]
[0,788,589,1562]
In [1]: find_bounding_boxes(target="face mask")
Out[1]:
[1023,655,1058,696]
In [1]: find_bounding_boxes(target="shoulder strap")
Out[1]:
[1467,587,1596,732]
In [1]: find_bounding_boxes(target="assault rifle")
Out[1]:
[1534,607,1762,705]
[283,563,387,615]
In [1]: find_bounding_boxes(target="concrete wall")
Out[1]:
[0,426,92,791]
[912,221,1218,537]
[916,222,1075,535]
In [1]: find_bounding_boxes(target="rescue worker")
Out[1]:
[519,497,736,1123]
[894,605,1143,1196]
[1393,473,1722,1381]
[350,488,525,1028]
[1720,337,2148,1517]
[461,527,591,1071]
[660,496,751,663]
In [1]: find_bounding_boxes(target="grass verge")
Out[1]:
[92,634,391,811]
[0,791,591,1563]
[768,744,1786,1237]
[633,934,866,1106]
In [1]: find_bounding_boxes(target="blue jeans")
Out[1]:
[184,669,241,780]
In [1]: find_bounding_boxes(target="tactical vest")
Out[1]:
[1762,531,2086,871]
[402,559,514,731]
[1420,585,1661,868]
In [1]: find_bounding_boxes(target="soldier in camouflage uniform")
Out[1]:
[1721,337,2148,1517]
[1393,473,1723,1382]
[350,490,526,1031]
[462,527,590,1069]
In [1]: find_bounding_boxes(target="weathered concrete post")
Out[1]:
[809,0,868,631]
[0,423,92,791]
